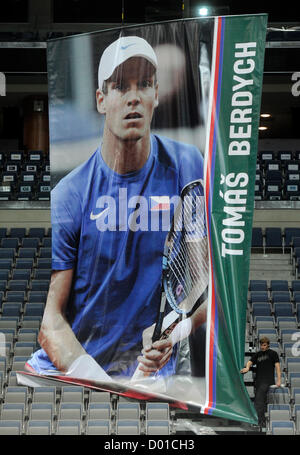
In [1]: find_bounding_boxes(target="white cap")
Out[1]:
[98,36,158,89]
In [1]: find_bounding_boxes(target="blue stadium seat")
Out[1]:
[87,403,111,420]
[285,181,300,201]
[287,359,300,375]
[33,269,51,280]
[85,420,110,435]
[27,420,51,435]
[265,160,281,172]
[1,238,19,249]
[251,227,264,251]
[6,291,25,302]
[15,258,34,270]
[294,292,300,304]
[277,316,298,331]
[18,248,37,259]
[265,228,283,252]
[14,341,36,357]
[146,402,170,421]
[36,258,52,269]
[17,328,39,343]
[257,328,278,343]
[270,280,289,292]
[251,303,272,318]
[0,402,25,421]
[265,169,283,184]
[21,237,40,248]
[285,228,300,249]
[290,374,300,389]
[30,280,50,291]
[56,420,81,435]
[146,420,170,435]
[258,150,275,162]
[0,248,16,259]
[11,269,31,281]
[286,158,299,170]
[116,420,140,435]
[9,228,26,240]
[264,170,283,200]
[291,237,300,249]
[42,237,51,248]
[278,151,293,161]
[253,316,275,330]
[0,421,22,435]
[272,291,291,303]
[0,259,13,270]
[28,228,46,240]
[267,405,292,430]
[8,280,28,291]
[32,387,56,404]
[58,403,83,421]
[292,248,300,266]
[5,386,28,404]
[249,291,269,303]
[27,291,48,303]
[23,302,45,317]
[29,403,54,421]
[281,329,300,343]
[254,181,264,200]
[274,303,294,319]
[1,303,22,317]
[249,280,268,292]
[268,386,290,405]
[39,248,51,258]
[117,402,140,420]
[0,270,9,281]
[0,228,7,239]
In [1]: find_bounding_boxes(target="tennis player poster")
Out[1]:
[20,14,267,425]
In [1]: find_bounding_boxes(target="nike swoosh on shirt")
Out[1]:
[90,207,109,221]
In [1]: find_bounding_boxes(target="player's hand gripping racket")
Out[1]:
[131,179,209,381]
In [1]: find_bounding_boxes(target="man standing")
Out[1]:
[241,336,281,427]
[25,35,206,381]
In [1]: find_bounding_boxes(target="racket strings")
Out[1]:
[166,183,208,314]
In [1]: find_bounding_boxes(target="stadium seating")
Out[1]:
[270,421,295,435]
[0,152,50,202]
[0,223,299,435]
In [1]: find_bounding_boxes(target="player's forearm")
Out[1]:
[38,269,86,372]
[38,313,85,372]
[275,363,281,384]
[246,360,252,370]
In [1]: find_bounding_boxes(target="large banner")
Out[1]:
[26,14,267,424]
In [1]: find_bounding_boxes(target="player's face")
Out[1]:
[97,57,158,143]
[260,342,269,351]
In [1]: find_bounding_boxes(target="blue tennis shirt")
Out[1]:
[28,134,204,378]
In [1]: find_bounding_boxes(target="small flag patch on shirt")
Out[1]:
[150,196,170,211]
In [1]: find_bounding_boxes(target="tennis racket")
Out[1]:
[131,179,209,381]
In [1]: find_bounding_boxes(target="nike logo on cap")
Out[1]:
[120,43,136,50]
[90,207,109,221]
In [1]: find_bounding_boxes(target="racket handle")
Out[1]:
[152,311,164,342]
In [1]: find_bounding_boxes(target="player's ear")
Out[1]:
[154,82,159,109]
[96,88,106,114]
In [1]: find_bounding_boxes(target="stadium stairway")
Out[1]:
[249,253,294,282]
